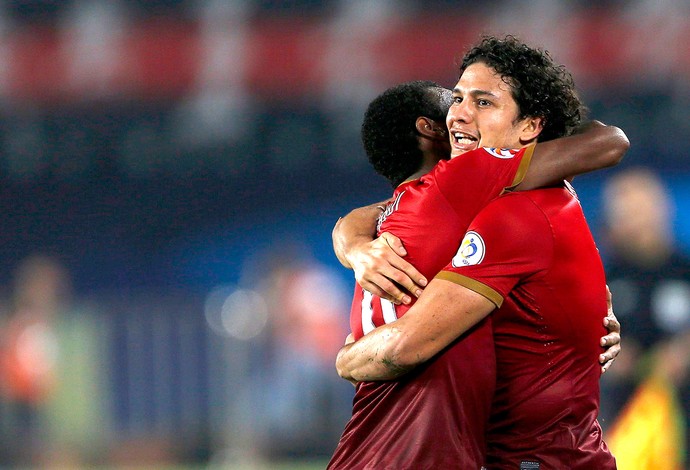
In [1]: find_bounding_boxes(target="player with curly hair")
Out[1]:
[461,35,583,143]
[330,36,624,469]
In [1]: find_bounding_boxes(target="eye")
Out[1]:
[477,98,491,107]
[452,96,463,104]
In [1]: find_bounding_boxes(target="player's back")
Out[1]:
[333,172,495,469]
[486,186,615,469]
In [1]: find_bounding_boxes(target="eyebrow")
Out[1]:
[452,88,499,99]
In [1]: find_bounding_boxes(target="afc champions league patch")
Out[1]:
[452,231,485,267]
[486,147,520,159]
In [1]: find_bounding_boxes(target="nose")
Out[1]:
[447,99,472,128]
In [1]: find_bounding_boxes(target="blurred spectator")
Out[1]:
[247,246,352,461]
[0,254,69,466]
[0,255,111,468]
[599,167,690,465]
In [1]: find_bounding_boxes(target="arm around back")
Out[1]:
[332,201,428,304]
[332,202,384,269]
[518,121,629,190]
[336,277,496,382]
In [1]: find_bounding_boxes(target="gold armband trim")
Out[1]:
[435,271,504,308]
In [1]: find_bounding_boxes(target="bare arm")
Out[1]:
[336,278,495,382]
[332,202,384,269]
[333,202,427,304]
[517,121,629,190]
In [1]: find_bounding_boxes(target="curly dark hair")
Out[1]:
[460,35,586,142]
[362,80,450,188]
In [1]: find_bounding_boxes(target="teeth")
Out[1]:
[453,132,476,144]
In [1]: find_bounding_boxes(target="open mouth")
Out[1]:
[451,131,479,153]
[452,131,477,146]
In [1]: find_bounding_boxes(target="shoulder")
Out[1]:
[480,190,541,214]
[435,147,524,171]
[473,190,553,240]
[446,147,526,166]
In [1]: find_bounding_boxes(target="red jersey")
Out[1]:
[329,146,533,470]
[437,185,616,469]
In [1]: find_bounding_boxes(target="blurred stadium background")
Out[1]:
[0,0,687,468]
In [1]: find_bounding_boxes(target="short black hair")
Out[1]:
[461,35,585,142]
[362,80,449,188]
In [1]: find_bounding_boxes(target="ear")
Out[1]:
[416,117,446,141]
[519,116,544,144]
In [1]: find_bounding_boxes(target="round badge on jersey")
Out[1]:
[452,231,485,267]
[486,147,519,159]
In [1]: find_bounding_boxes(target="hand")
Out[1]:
[348,232,427,305]
[599,286,621,374]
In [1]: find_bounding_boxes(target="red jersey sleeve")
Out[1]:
[435,191,553,307]
[431,145,534,220]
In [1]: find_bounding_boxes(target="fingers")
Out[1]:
[381,232,407,257]
[599,344,620,373]
[599,349,619,372]
[352,233,428,304]
[600,331,620,348]
[605,286,618,322]
[603,315,620,334]
[602,287,621,373]
[599,325,621,374]
[386,261,426,297]
[379,233,427,295]
[601,359,614,374]
[360,276,412,305]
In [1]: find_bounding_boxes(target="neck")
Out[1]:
[405,158,439,183]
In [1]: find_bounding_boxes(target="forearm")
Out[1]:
[518,121,629,190]
[569,120,629,170]
[336,324,414,382]
[332,202,385,268]
[336,278,495,382]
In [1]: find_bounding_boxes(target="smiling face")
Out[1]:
[446,61,543,158]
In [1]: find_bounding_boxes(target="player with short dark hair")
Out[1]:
[361,80,451,188]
